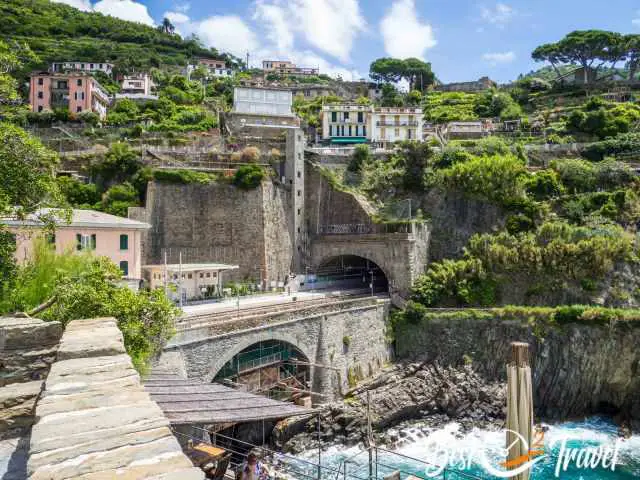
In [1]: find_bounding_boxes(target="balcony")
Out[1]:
[376,121,419,127]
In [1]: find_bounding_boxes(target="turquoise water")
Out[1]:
[287,417,640,479]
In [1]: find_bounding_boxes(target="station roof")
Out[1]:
[144,374,316,425]
[143,263,239,273]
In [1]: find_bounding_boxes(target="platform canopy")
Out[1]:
[144,374,316,425]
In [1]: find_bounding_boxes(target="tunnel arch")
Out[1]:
[314,254,390,294]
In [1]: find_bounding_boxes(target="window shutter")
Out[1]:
[90,234,96,250]
[76,234,82,251]
[120,234,128,250]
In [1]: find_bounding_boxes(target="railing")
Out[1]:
[318,223,415,235]
[318,224,373,234]
[376,121,419,127]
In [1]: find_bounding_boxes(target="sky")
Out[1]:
[54,0,640,84]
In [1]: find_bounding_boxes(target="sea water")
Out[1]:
[288,417,640,479]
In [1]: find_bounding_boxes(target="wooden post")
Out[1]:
[511,342,530,367]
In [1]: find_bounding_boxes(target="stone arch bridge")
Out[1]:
[157,296,391,401]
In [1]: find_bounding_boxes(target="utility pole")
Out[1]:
[246,51,250,71]
[178,251,183,308]
[163,250,168,297]
[367,390,373,480]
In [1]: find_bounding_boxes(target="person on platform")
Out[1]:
[239,452,269,480]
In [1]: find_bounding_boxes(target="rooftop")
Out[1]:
[2,209,150,230]
[144,263,239,273]
[145,373,315,425]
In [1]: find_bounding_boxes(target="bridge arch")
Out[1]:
[206,331,316,384]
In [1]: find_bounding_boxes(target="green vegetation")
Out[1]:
[532,30,634,83]
[0,0,227,74]
[422,92,480,123]
[369,57,435,91]
[233,164,266,189]
[153,169,219,185]
[392,303,640,336]
[0,240,177,372]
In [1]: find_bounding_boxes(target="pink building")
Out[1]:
[4,209,150,282]
[29,72,110,119]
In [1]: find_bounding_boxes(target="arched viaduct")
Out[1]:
[158,297,392,401]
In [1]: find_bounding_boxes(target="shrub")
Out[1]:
[552,159,597,193]
[153,169,216,184]
[233,164,265,189]
[524,170,564,200]
[57,176,101,206]
[438,154,527,206]
[101,182,138,216]
[347,145,371,173]
[240,146,261,163]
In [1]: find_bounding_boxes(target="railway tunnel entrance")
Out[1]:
[314,255,389,294]
[213,340,311,401]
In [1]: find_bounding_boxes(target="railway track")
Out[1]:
[176,290,387,331]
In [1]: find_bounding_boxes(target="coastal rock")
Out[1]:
[284,362,505,452]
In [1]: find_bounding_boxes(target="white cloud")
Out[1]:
[164,11,190,24]
[51,0,155,25]
[196,16,259,58]
[482,51,516,65]
[174,2,190,13]
[380,0,436,59]
[480,3,514,27]
[633,11,640,28]
[93,0,155,25]
[254,1,294,52]
[289,0,366,63]
[51,0,93,11]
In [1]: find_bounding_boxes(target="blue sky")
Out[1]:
[56,0,640,83]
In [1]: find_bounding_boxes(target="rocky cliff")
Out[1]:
[395,314,640,430]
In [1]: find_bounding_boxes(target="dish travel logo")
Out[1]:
[423,429,622,478]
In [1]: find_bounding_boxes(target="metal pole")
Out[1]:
[178,251,183,308]
[317,413,321,480]
[237,287,240,317]
[367,390,373,480]
[163,250,168,296]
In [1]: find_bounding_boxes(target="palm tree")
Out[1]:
[158,17,175,35]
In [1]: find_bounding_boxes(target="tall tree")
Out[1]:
[531,43,565,82]
[158,17,175,35]
[625,35,640,81]
[532,30,626,84]
[369,57,435,91]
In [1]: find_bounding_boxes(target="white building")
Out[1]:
[115,73,158,101]
[233,87,294,117]
[143,263,239,303]
[188,58,234,79]
[321,104,371,145]
[371,107,423,145]
[320,105,423,145]
[50,62,114,76]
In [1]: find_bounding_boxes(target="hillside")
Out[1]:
[0,0,224,73]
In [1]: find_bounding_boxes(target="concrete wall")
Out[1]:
[159,299,392,401]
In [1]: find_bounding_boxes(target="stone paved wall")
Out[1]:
[0,317,63,480]
[140,180,294,285]
[160,299,392,401]
[27,318,203,479]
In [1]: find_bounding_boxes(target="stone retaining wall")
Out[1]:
[0,317,63,480]
[27,317,204,479]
